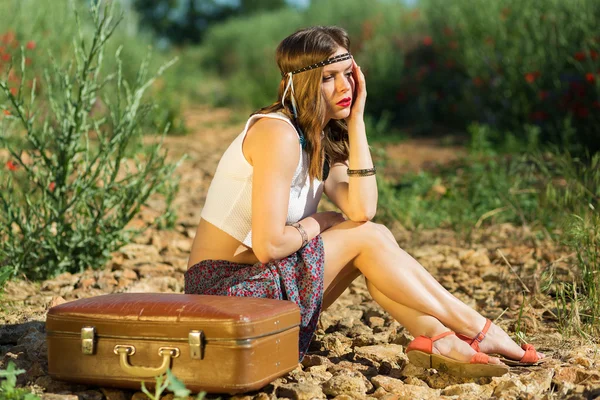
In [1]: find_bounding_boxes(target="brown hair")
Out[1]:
[254,26,350,181]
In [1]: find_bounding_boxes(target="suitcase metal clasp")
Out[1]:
[189,330,205,360]
[81,326,96,355]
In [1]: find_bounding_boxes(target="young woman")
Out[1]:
[185,26,543,377]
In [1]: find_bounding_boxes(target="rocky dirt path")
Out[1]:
[1,106,600,400]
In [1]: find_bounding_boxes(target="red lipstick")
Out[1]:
[337,97,352,108]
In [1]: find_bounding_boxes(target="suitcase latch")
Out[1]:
[81,326,96,355]
[189,330,205,360]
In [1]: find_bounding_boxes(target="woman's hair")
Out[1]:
[254,26,350,181]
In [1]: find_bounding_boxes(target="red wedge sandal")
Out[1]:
[406,331,509,378]
[457,319,543,366]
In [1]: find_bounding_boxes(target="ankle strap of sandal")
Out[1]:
[474,319,492,343]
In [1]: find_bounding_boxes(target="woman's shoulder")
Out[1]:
[246,113,299,144]
[244,113,301,164]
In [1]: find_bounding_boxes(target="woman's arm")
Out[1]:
[324,60,377,221]
[246,118,343,263]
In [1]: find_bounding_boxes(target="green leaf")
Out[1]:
[166,369,190,399]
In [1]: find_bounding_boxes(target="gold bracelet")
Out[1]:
[288,222,309,248]
[347,167,376,177]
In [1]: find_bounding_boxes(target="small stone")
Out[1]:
[321,333,352,357]
[402,377,428,387]
[390,331,412,347]
[75,390,104,400]
[131,392,151,400]
[100,388,129,400]
[370,387,390,399]
[229,395,253,400]
[370,375,405,393]
[441,382,491,398]
[323,370,368,397]
[34,375,87,392]
[48,296,68,308]
[119,268,139,280]
[0,321,44,345]
[25,361,46,380]
[78,277,97,289]
[173,238,192,252]
[41,394,79,400]
[96,274,118,290]
[136,263,175,278]
[354,344,407,367]
[276,382,325,400]
[302,354,332,369]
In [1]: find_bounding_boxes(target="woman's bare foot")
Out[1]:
[461,321,545,362]
[433,333,504,365]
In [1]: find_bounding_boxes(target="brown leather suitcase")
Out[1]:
[46,293,300,393]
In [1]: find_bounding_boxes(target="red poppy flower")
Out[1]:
[26,40,36,50]
[449,41,458,49]
[2,31,15,44]
[9,87,17,96]
[473,77,483,87]
[591,50,599,60]
[423,36,433,46]
[49,182,56,192]
[538,91,550,100]
[574,52,586,61]
[586,73,596,83]
[6,160,18,171]
[443,27,454,36]
[525,71,540,83]
[1,53,10,62]
[2,110,10,116]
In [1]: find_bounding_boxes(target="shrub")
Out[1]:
[409,0,600,151]
[0,1,179,285]
[0,0,188,135]
[198,0,599,152]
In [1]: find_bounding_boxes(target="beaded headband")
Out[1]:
[284,52,353,76]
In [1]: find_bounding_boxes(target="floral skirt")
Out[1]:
[184,236,325,361]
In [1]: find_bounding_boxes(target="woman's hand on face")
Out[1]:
[348,58,367,123]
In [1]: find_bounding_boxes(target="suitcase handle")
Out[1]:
[114,345,180,378]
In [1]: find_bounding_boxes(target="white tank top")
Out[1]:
[201,112,324,248]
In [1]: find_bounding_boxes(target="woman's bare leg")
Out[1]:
[320,220,543,361]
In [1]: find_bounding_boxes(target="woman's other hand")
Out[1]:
[348,59,367,123]
[310,211,346,233]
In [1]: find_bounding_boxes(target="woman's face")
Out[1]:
[321,46,355,123]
